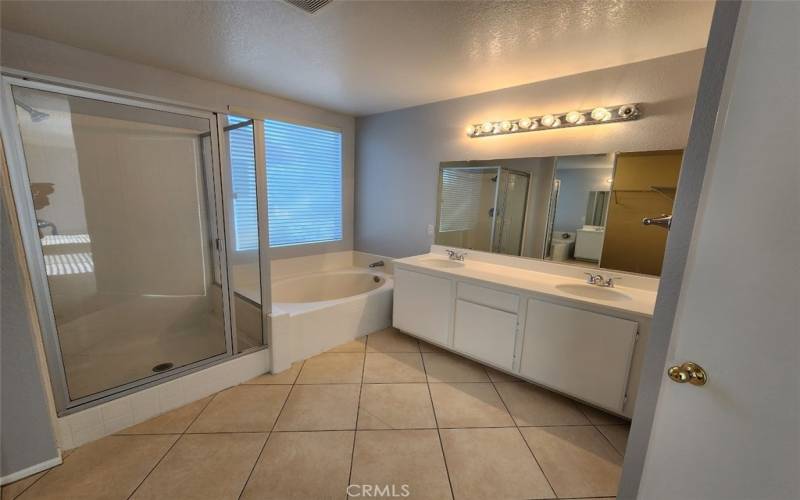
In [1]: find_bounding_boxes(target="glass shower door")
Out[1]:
[492,169,530,255]
[10,85,230,405]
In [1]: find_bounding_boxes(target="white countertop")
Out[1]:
[393,253,657,318]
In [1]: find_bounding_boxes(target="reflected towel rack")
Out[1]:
[613,185,677,204]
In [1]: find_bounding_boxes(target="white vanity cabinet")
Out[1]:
[393,268,452,346]
[392,255,651,417]
[520,298,638,412]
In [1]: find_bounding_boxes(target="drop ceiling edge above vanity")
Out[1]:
[393,250,657,319]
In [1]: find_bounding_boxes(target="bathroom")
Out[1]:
[0,1,797,499]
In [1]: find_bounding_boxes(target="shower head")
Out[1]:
[17,101,49,123]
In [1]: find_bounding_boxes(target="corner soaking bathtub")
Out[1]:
[236,267,393,373]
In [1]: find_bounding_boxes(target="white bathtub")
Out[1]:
[259,267,393,372]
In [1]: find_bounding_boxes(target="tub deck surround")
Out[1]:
[3,329,629,500]
[262,252,395,373]
[394,247,658,319]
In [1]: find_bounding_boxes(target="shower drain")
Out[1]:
[152,362,174,373]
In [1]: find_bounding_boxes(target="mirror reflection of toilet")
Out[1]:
[550,232,575,261]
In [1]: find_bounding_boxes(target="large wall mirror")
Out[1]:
[435,150,683,276]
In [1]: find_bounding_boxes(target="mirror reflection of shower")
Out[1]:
[436,164,531,256]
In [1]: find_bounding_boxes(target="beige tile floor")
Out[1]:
[4,327,628,500]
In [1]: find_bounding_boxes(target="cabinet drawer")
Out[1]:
[453,300,517,370]
[457,282,519,313]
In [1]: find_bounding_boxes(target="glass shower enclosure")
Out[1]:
[1,77,269,414]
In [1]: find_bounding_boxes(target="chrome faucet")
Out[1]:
[368,260,385,268]
[445,249,467,261]
[584,273,621,288]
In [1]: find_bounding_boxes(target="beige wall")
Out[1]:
[356,49,705,258]
[1,29,356,259]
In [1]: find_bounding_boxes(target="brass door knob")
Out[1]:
[667,361,708,386]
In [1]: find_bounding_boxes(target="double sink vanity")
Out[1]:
[392,246,658,417]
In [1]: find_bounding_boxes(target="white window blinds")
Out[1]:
[439,169,484,232]
[227,117,343,250]
[265,119,342,247]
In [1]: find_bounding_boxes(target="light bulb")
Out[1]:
[492,124,502,134]
[466,125,476,136]
[540,114,555,127]
[550,117,562,128]
[565,111,583,124]
[481,122,494,133]
[511,123,519,132]
[591,107,610,121]
[518,117,532,129]
[530,119,539,129]
[500,120,512,132]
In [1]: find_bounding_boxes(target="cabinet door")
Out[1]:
[453,300,517,370]
[520,298,637,412]
[393,268,452,346]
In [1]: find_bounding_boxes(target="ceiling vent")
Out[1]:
[283,0,333,14]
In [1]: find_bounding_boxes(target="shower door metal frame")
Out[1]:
[217,115,273,354]
[0,75,237,415]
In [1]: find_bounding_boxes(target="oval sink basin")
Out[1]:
[420,258,466,269]
[555,283,632,302]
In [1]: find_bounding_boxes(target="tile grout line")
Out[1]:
[236,360,304,500]
[485,367,559,499]
[577,405,627,459]
[125,389,219,499]
[420,339,457,500]
[344,337,368,500]
[5,448,76,500]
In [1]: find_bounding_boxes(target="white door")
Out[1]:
[636,3,799,499]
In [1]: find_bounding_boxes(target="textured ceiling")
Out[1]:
[0,0,714,115]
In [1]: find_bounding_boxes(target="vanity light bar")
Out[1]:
[466,104,641,138]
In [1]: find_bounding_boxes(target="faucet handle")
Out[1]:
[604,276,622,287]
[584,272,597,284]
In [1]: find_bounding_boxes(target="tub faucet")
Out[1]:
[368,260,385,268]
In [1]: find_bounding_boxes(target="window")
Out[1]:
[227,117,343,250]
[264,119,342,247]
